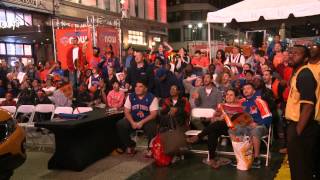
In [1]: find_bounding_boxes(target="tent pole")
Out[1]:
[51,18,57,62]
[208,23,212,63]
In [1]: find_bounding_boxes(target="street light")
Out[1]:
[197,23,203,28]
[188,24,193,29]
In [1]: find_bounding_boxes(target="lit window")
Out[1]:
[6,10,15,24]
[128,30,146,45]
[16,12,24,26]
[0,9,6,22]
[24,14,32,26]
[6,43,15,55]
[0,43,6,55]
[24,45,32,56]
[15,44,24,55]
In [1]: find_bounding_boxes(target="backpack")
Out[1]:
[151,134,172,166]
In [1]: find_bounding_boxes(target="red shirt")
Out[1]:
[40,69,49,81]
[191,56,210,68]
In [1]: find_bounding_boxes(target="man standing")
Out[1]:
[308,44,320,179]
[126,51,154,92]
[285,45,320,180]
[240,83,272,168]
[271,42,284,69]
[66,37,83,87]
[117,80,158,155]
[124,46,135,70]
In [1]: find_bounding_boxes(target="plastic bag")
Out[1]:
[151,134,172,167]
[231,136,253,171]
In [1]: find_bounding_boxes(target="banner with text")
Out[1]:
[55,27,93,69]
[96,26,119,57]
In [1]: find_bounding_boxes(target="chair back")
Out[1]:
[0,98,5,103]
[0,106,17,115]
[35,104,55,113]
[191,108,216,119]
[54,107,73,115]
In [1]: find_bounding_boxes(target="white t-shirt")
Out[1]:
[124,95,159,111]
[172,99,178,106]
[205,88,212,96]
[72,47,79,63]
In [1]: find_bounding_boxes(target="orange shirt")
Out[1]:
[191,56,210,68]
[273,53,283,69]
[40,69,49,81]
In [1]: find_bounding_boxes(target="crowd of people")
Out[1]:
[0,35,319,180]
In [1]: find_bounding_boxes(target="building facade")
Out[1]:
[0,0,167,65]
[167,0,241,51]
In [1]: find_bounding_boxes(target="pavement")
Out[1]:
[10,134,284,180]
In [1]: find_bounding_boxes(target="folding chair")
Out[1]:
[215,125,273,166]
[15,105,37,147]
[185,108,216,156]
[35,104,55,114]
[185,108,216,136]
[0,106,17,116]
[260,125,273,166]
[51,106,73,120]
[15,105,36,128]
[34,104,55,150]
[73,107,93,114]
[0,98,5,103]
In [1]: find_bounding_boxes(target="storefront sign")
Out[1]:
[3,0,53,13]
[18,0,41,7]
[0,19,21,30]
[55,28,93,69]
[96,26,120,57]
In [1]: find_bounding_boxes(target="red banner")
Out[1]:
[96,26,119,57]
[55,27,93,69]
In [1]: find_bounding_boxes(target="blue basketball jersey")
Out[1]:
[129,92,155,121]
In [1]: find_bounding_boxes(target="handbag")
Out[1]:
[159,116,187,155]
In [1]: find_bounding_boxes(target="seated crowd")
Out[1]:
[0,39,319,171]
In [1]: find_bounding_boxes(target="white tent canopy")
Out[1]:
[206,0,320,60]
[207,0,320,23]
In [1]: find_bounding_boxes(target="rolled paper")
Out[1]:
[218,104,234,128]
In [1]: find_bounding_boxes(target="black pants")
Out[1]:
[287,120,320,180]
[198,121,228,160]
[116,118,157,150]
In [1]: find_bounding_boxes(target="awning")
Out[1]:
[207,0,320,23]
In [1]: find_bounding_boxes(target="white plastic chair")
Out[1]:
[214,125,273,167]
[185,108,216,136]
[34,104,55,149]
[15,105,36,128]
[0,106,17,115]
[260,125,273,166]
[0,98,5,103]
[34,104,55,121]
[73,107,93,114]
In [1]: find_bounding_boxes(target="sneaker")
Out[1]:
[251,158,261,169]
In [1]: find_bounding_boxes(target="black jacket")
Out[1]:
[126,62,154,92]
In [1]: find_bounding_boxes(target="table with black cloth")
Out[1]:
[35,108,123,171]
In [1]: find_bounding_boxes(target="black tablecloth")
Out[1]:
[35,108,123,171]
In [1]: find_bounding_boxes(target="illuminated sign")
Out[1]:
[0,19,21,30]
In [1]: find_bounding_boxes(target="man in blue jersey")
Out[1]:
[117,79,158,155]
